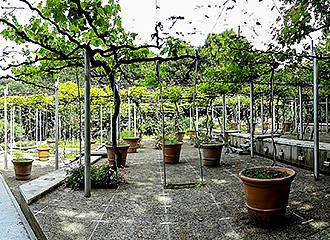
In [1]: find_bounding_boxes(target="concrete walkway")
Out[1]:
[0,174,36,240]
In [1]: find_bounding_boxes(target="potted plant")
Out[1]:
[36,144,51,161]
[47,139,56,148]
[197,133,224,167]
[12,151,34,180]
[163,134,183,164]
[105,139,130,168]
[239,166,296,225]
[122,130,140,153]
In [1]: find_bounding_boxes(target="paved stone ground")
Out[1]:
[3,142,330,240]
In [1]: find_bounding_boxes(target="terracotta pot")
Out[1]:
[175,131,185,141]
[106,144,129,167]
[12,160,33,180]
[201,143,223,166]
[163,143,182,164]
[47,139,56,148]
[263,122,269,131]
[239,166,296,225]
[91,140,96,150]
[283,122,292,131]
[123,137,140,153]
[37,148,50,161]
[187,130,197,139]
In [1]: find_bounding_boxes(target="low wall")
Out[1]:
[229,133,330,174]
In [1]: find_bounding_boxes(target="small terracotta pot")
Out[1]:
[91,140,96,150]
[12,160,33,180]
[163,143,183,164]
[283,122,292,132]
[175,131,185,141]
[263,122,269,131]
[201,143,223,166]
[37,148,50,161]
[187,130,197,140]
[239,166,296,226]
[123,137,140,153]
[106,144,130,167]
[47,139,56,148]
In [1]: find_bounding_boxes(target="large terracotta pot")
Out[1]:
[175,131,185,141]
[12,160,33,180]
[263,122,269,131]
[123,137,140,153]
[106,144,130,167]
[201,143,223,166]
[37,148,50,161]
[163,143,183,164]
[239,166,296,225]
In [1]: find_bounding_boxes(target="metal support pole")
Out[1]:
[158,62,166,187]
[299,86,303,140]
[250,82,254,158]
[189,107,192,130]
[238,95,241,131]
[326,98,329,133]
[4,86,8,169]
[312,42,319,180]
[222,95,226,135]
[84,50,91,197]
[110,106,113,141]
[10,108,13,155]
[128,92,131,132]
[134,103,137,137]
[261,95,264,133]
[19,107,22,147]
[100,105,103,144]
[39,109,42,141]
[294,97,297,130]
[55,78,60,170]
[196,107,199,131]
[35,109,38,144]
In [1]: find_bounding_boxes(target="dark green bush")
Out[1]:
[65,164,126,190]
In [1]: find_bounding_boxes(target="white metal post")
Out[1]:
[128,90,131,133]
[250,82,254,158]
[222,95,226,134]
[261,95,264,133]
[189,107,192,130]
[55,78,59,170]
[84,50,92,197]
[238,95,241,131]
[4,86,8,169]
[326,98,329,133]
[35,109,38,144]
[100,104,103,144]
[196,107,199,131]
[312,42,319,180]
[299,86,303,140]
[134,102,137,137]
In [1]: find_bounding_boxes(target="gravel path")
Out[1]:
[2,142,330,239]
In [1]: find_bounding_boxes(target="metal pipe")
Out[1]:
[100,104,103,144]
[134,103,137,137]
[250,82,254,158]
[35,109,38,144]
[84,50,91,197]
[261,95,264,133]
[222,95,226,135]
[312,42,319,180]
[55,78,59,170]
[299,86,303,140]
[326,98,329,133]
[238,95,241,131]
[128,90,131,132]
[158,62,167,187]
[189,107,192,130]
[196,107,199,131]
[4,86,8,169]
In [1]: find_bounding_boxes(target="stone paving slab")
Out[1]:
[0,174,36,240]
[20,155,102,205]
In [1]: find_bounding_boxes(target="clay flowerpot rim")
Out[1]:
[123,137,140,140]
[239,166,296,184]
[37,148,51,151]
[163,142,183,146]
[201,143,224,149]
[105,144,130,148]
[12,159,34,163]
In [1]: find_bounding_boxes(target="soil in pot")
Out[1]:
[239,166,296,226]
[106,144,130,167]
[123,137,140,153]
[12,160,34,180]
[201,143,223,166]
[163,143,182,164]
